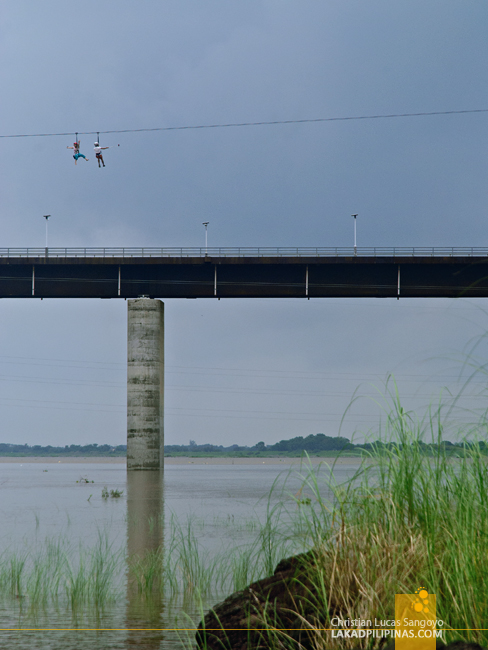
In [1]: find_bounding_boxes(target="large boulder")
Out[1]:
[195,551,323,650]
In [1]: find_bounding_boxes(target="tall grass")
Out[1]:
[0,532,125,615]
[0,505,296,621]
[232,390,488,649]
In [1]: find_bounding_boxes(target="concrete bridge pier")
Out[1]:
[127,299,164,470]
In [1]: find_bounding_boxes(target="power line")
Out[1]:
[0,355,485,386]
[1,108,487,140]
[0,398,475,423]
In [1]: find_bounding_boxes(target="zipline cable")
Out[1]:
[1,108,488,140]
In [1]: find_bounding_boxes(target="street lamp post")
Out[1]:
[202,222,209,254]
[351,214,358,255]
[43,215,51,256]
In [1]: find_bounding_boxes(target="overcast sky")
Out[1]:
[1,1,488,448]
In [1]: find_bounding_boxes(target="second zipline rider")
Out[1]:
[94,142,110,168]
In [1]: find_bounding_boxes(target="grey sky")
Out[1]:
[1,1,488,447]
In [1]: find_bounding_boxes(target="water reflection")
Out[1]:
[126,470,165,649]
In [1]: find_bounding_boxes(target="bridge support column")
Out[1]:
[127,299,164,470]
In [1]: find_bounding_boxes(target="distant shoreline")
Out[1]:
[0,456,363,465]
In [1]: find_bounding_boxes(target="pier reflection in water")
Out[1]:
[126,470,165,649]
[0,459,359,649]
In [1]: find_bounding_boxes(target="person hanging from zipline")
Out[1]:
[67,140,89,165]
[94,141,110,168]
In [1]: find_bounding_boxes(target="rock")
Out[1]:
[196,551,322,650]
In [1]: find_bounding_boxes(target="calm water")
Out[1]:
[0,459,361,649]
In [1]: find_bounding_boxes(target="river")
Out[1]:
[0,457,362,649]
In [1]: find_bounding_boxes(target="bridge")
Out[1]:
[1,246,488,299]
[5,246,488,470]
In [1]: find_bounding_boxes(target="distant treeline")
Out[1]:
[0,435,484,457]
[0,443,127,457]
[166,433,352,455]
[166,436,488,457]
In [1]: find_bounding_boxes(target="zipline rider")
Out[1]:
[94,142,110,168]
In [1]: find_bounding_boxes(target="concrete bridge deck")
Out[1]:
[0,247,487,299]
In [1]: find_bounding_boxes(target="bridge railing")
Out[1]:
[0,247,487,258]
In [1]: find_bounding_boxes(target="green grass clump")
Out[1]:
[239,394,488,649]
[0,533,124,616]
[101,486,124,498]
